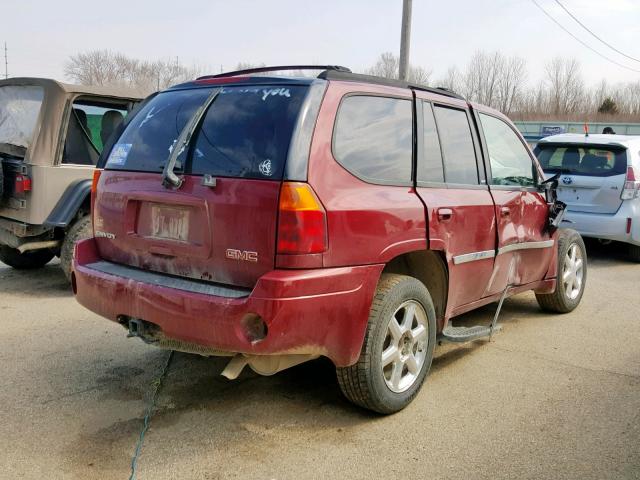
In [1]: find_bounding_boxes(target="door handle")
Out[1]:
[437,208,453,221]
[500,207,511,217]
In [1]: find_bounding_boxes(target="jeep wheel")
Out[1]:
[0,245,55,269]
[60,215,92,282]
[628,244,640,262]
[536,229,587,313]
[336,274,436,414]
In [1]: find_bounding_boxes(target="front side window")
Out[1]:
[480,113,535,187]
[333,95,412,184]
[433,106,478,185]
[63,100,128,165]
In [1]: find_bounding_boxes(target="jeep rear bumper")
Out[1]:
[72,238,383,367]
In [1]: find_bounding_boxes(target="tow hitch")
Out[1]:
[125,318,159,344]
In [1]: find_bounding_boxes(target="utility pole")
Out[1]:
[4,42,8,79]
[398,0,412,81]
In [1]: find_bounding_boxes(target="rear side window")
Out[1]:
[433,106,478,185]
[333,95,412,185]
[105,85,307,179]
[534,144,627,177]
[63,100,128,165]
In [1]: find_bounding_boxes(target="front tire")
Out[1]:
[536,229,587,313]
[60,215,92,282]
[336,274,436,414]
[0,245,55,269]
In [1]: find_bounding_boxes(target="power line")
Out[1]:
[554,0,640,65]
[529,0,640,74]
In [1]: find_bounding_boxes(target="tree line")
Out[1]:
[367,51,640,121]
[64,49,640,121]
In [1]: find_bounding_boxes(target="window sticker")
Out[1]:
[258,159,273,177]
[106,143,132,166]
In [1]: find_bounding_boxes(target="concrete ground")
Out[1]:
[0,241,639,480]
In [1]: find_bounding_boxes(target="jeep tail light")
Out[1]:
[14,174,31,194]
[621,166,640,200]
[277,182,327,255]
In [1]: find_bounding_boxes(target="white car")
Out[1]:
[535,133,640,261]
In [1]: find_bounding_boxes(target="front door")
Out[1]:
[475,110,553,293]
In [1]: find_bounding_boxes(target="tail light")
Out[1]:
[621,166,640,200]
[277,182,327,255]
[14,174,31,195]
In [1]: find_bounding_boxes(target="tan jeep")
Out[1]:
[0,78,142,279]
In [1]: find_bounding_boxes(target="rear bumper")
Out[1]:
[72,238,383,367]
[562,201,640,246]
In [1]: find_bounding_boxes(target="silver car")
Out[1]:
[535,133,640,261]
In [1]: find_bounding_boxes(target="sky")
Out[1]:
[3,0,640,87]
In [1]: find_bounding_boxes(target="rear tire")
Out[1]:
[336,274,436,414]
[536,229,587,313]
[60,215,92,282]
[628,244,640,262]
[0,245,54,269]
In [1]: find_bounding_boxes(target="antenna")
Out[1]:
[4,42,8,79]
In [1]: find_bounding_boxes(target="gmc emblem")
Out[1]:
[225,249,258,262]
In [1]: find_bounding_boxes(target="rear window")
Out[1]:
[0,85,44,155]
[105,85,307,180]
[535,144,627,177]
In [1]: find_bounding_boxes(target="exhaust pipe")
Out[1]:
[17,240,61,253]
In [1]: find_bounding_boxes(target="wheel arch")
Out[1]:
[43,179,91,229]
[382,249,449,331]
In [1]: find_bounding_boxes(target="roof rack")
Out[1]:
[196,65,464,100]
[318,70,465,100]
[197,65,352,80]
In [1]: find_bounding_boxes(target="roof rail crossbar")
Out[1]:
[317,70,465,101]
[197,65,352,81]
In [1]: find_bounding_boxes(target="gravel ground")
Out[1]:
[0,241,638,480]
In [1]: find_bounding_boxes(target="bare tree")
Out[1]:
[366,52,400,79]
[364,52,432,85]
[65,50,203,94]
[544,57,585,115]
[437,66,462,92]
[496,56,527,114]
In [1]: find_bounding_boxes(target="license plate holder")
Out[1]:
[150,205,190,242]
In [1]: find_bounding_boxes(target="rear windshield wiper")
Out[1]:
[162,87,221,188]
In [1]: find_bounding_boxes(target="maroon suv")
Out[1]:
[72,66,586,413]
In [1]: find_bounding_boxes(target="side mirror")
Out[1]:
[538,173,566,230]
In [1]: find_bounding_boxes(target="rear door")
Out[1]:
[535,143,628,214]
[476,111,553,289]
[415,98,497,313]
[95,84,311,288]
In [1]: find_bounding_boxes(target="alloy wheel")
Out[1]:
[562,243,584,300]
[381,300,429,393]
